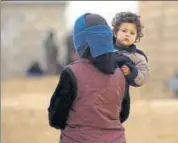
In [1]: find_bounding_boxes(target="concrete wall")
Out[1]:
[137,1,178,98]
[1,1,67,79]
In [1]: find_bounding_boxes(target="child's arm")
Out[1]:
[121,54,149,87]
[114,52,148,87]
[121,62,138,86]
[133,54,149,86]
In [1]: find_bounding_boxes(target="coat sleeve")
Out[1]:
[48,67,77,130]
[133,53,150,86]
[120,82,130,123]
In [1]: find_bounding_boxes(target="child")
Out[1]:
[48,13,132,143]
[112,12,150,123]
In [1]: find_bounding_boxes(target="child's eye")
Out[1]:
[131,32,135,35]
[121,30,126,32]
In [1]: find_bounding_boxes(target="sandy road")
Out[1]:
[2,77,178,143]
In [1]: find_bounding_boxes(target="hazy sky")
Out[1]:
[65,1,138,30]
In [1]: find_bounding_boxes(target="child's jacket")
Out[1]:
[116,44,149,86]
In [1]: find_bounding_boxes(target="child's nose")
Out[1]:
[125,33,130,37]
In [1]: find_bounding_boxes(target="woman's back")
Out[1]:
[62,59,126,143]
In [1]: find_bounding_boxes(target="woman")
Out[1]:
[48,13,132,143]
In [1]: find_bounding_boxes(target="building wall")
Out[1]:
[1,2,67,79]
[137,1,178,98]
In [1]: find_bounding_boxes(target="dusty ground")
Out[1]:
[1,76,178,143]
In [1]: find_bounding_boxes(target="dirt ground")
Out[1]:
[1,76,178,143]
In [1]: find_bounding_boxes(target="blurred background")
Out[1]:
[1,1,178,143]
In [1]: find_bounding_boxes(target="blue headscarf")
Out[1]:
[73,13,116,58]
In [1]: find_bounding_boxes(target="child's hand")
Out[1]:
[121,65,130,75]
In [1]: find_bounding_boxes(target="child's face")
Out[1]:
[115,22,137,47]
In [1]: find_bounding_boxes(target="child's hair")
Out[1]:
[112,11,144,42]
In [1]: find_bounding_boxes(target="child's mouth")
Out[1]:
[124,38,129,42]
